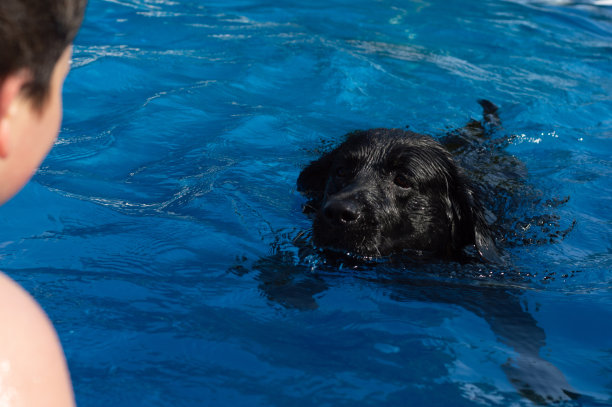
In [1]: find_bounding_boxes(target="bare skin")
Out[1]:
[0,48,72,203]
[0,274,75,407]
[0,47,75,406]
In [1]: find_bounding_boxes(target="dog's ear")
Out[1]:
[447,179,502,263]
[472,203,502,263]
[297,150,336,198]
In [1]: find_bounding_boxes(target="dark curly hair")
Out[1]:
[0,0,87,109]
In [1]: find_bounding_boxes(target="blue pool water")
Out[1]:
[1,0,612,405]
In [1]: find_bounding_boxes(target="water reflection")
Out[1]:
[243,250,579,405]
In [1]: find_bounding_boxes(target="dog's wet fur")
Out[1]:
[298,100,502,262]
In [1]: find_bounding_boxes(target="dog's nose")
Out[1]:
[323,200,360,224]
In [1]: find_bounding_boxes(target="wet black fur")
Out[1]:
[297,101,500,262]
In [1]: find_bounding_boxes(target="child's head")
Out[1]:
[1,0,87,109]
[0,0,87,204]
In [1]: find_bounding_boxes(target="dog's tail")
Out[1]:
[478,99,501,128]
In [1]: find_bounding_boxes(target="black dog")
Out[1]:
[297,100,500,262]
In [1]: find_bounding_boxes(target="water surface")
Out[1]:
[1,0,611,405]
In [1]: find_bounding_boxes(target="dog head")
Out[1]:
[298,129,499,262]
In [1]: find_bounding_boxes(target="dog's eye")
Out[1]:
[335,167,349,178]
[393,174,412,189]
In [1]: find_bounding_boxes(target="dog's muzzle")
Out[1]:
[322,198,362,225]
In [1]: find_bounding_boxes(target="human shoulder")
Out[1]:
[0,273,75,407]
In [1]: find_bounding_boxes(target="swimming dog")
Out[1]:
[297,100,501,262]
